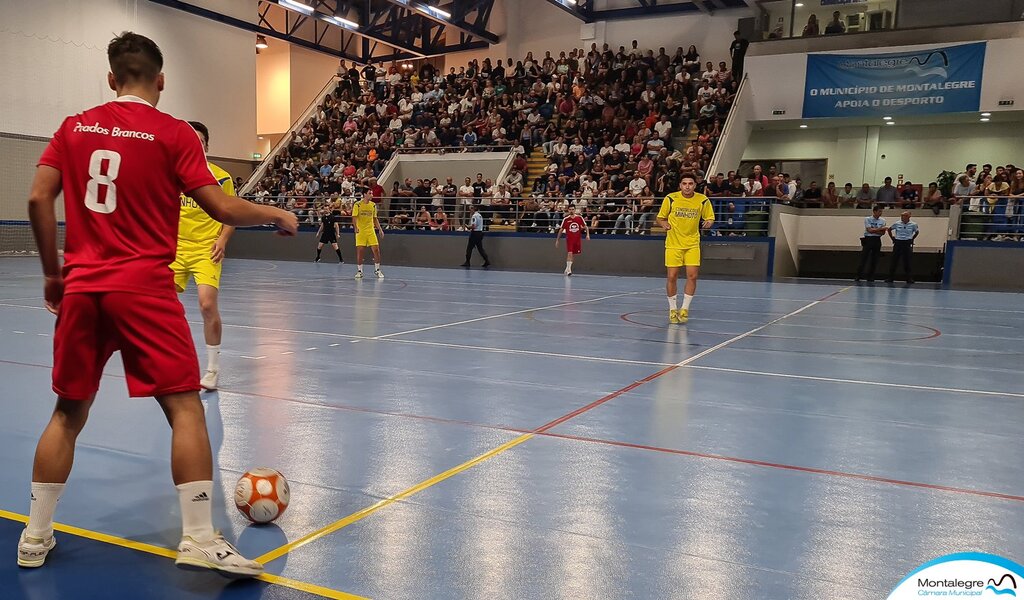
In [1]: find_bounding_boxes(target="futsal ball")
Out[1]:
[234,468,290,524]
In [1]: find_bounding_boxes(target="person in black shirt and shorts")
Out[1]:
[315,206,344,263]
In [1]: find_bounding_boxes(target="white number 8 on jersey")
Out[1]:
[85,149,121,214]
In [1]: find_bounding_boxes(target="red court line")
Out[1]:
[3,355,1018,503]
[222,389,1024,504]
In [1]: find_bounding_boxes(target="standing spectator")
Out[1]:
[886,211,919,284]
[824,11,846,35]
[803,14,821,36]
[855,205,887,282]
[730,31,749,79]
[457,177,475,229]
[951,174,976,210]
[462,205,490,267]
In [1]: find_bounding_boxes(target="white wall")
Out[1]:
[443,0,750,72]
[797,213,948,252]
[743,122,1024,187]
[745,38,1024,122]
[289,46,340,122]
[256,42,291,135]
[0,0,257,160]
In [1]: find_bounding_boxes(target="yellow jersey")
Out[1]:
[657,191,715,250]
[352,200,377,231]
[178,162,234,249]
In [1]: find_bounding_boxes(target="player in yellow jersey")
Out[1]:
[171,122,234,389]
[656,172,715,324]
[352,192,385,279]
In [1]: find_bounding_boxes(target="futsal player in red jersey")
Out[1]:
[554,204,590,276]
[19,32,298,577]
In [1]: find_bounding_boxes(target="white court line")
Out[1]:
[669,288,850,368]
[685,365,1024,399]
[240,355,266,360]
[386,338,673,367]
[370,290,643,340]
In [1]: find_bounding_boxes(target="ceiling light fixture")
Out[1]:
[255,35,268,49]
[886,121,895,125]
[981,112,991,117]
[980,117,991,122]
[799,124,808,128]
[882,116,892,121]
[329,15,359,28]
[280,0,314,14]
[424,4,451,19]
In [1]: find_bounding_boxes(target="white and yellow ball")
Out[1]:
[234,468,290,524]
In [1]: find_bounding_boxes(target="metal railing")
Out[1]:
[240,195,773,238]
[956,195,1024,241]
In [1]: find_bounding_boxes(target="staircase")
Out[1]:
[525,149,548,195]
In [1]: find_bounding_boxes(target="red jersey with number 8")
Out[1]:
[37,97,216,297]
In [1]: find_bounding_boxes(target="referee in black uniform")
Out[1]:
[314,205,344,263]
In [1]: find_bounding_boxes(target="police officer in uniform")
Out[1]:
[886,211,920,284]
[855,205,886,282]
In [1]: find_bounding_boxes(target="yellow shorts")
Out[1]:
[665,246,701,268]
[355,231,379,247]
[171,247,222,292]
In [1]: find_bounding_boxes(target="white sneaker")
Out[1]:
[17,529,56,568]
[200,370,219,391]
[375,269,384,279]
[564,268,571,276]
[355,271,364,279]
[175,534,263,579]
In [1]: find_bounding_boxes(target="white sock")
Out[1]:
[566,261,572,271]
[206,345,220,372]
[667,296,678,311]
[26,482,65,539]
[374,263,381,271]
[357,265,363,272]
[176,481,215,543]
[682,294,694,310]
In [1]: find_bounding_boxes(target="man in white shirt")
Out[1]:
[654,115,673,141]
[457,177,475,230]
[614,135,631,155]
[629,175,647,197]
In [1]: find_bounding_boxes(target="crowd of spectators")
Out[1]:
[246,38,742,234]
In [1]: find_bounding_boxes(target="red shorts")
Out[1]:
[52,292,200,400]
[566,236,582,255]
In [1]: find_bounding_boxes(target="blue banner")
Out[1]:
[803,42,986,118]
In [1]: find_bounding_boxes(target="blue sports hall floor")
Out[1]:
[0,256,1020,599]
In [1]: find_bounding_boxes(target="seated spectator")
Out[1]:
[855,183,875,208]
[822,181,839,208]
[838,182,857,207]
[431,208,450,231]
[414,206,432,229]
[922,182,945,214]
[898,181,919,209]
[876,177,898,207]
[802,181,823,207]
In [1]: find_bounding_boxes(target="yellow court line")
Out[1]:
[0,509,368,600]
[256,433,535,564]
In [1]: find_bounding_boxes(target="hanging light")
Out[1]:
[255,35,269,49]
